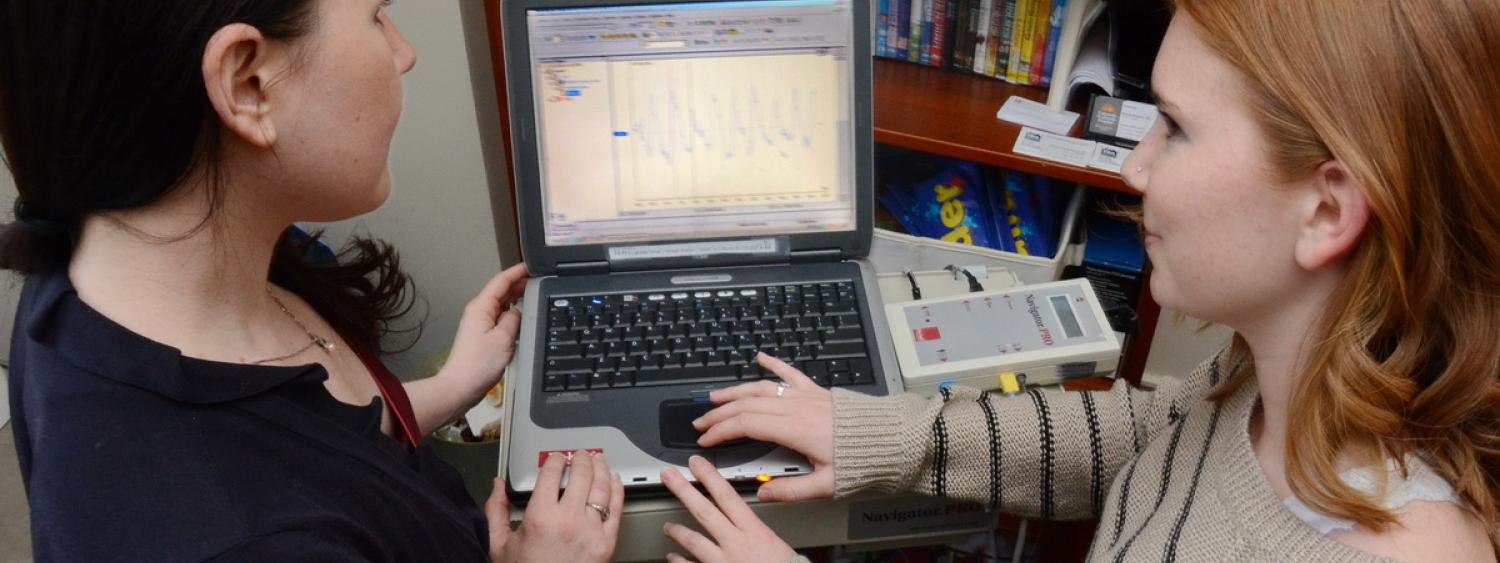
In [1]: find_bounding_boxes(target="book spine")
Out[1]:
[1039,0,1066,86]
[994,0,1015,78]
[877,0,889,57]
[908,0,922,62]
[1028,0,1052,85]
[960,0,972,70]
[972,0,992,74]
[894,0,906,53]
[969,0,985,73]
[953,0,973,70]
[943,0,959,68]
[1008,0,1032,83]
[928,0,946,66]
[888,0,900,55]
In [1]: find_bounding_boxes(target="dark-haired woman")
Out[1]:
[0,1,620,561]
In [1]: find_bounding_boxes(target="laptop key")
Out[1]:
[737,363,762,379]
[831,372,853,386]
[791,345,816,361]
[565,373,588,390]
[802,360,828,379]
[635,365,739,387]
[542,374,565,392]
[546,343,582,358]
[824,326,864,343]
[546,357,593,374]
[587,372,610,389]
[849,358,874,384]
[815,342,866,360]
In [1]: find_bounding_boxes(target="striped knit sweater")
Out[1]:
[831,351,1400,562]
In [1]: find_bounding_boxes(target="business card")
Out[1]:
[1088,143,1133,173]
[1012,126,1097,168]
[996,96,1081,135]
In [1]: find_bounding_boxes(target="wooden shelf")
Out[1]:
[873,58,1137,195]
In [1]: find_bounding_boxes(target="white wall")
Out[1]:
[311,0,509,378]
[1141,314,1233,385]
[0,163,17,367]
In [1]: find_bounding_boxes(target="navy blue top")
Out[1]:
[7,271,489,562]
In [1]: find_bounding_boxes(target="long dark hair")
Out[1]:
[0,0,420,355]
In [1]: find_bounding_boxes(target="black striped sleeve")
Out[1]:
[1111,412,1190,563]
[1081,391,1105,517]
[931,386,953,497]
[1027,388,1056,520]
[978,391,1002,511]
[1163,404,1224,563]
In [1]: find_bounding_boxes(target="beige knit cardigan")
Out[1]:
[831,351,1403,562]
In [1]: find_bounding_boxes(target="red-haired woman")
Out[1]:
[661,1,1500,561]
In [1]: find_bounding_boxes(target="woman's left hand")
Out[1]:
[440,263,529,397]
[660,455,798,563]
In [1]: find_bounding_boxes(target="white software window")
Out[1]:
[526,0,858,245]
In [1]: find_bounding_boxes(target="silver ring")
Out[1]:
[587,502,610,521]
[775,381,789,398]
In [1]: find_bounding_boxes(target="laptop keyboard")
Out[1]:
[540,281,873,392]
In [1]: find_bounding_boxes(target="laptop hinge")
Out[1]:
[788,248,843,264]
[556,260,611,275]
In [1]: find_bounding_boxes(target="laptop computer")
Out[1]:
[499,0,899,495]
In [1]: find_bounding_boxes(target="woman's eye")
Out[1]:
[1161,116,1182,140]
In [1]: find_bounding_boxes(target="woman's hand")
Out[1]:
[693,353,835,502]
[660,455,798,563]
[440,264,529,400]
[486,451,623,563]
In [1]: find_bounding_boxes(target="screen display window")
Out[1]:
[526,0,857,246]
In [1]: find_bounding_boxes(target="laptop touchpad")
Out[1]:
[660,398,751,449]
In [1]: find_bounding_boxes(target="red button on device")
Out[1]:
[913,326,942,342]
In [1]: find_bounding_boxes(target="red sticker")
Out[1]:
[538,448,604,467]
[913,326,942,342]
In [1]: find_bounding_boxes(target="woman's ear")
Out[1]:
[1294,160,1370,271]
[201,23,281,148]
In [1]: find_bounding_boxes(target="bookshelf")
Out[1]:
[873,59,1134,194]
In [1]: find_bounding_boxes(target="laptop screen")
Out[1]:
[525,0,858,247]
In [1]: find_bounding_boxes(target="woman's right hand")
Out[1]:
[693,353,836,502]
[485,451,623,563]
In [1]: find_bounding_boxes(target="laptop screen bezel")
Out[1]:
[500,0,874,275]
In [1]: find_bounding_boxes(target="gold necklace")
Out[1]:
[251,287,337,365]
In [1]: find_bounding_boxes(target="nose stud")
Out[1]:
[1135,166,1143,173]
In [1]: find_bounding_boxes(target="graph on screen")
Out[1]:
[608,53,842,210]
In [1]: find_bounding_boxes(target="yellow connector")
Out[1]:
[998,372,1024,395]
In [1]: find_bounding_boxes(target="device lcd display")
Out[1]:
[1050,295,1083,339]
